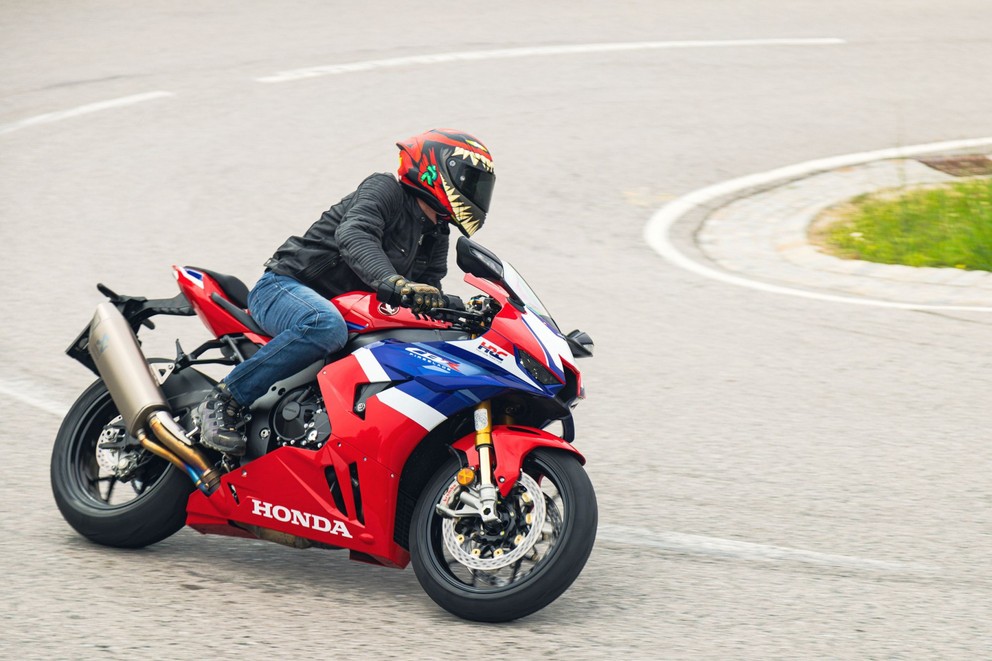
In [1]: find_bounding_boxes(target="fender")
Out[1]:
[452,425,585,497]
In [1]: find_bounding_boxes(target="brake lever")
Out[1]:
[424,307,494,333]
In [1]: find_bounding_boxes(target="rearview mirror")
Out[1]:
[566,330,594,358]
[456,236,504,281]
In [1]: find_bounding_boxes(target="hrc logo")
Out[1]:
[478,340,508,362]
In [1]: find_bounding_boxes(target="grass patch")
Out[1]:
[819,177,992,271]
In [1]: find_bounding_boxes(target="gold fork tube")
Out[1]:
[473,401,500,524]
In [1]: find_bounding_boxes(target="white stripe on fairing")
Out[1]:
[177,267,205,289]
[257,38,846,83]
[353,347,390,382]
[376,387,446,431]
[521,310,569,372]
[0,91,175,136]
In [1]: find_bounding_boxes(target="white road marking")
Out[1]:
[0,378,70,418]
[644,136,992,312]
[0,366,938,576]
[257,38,845,83]
[600,524,939,573]
[0,91,175,136]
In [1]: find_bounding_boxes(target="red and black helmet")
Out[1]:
[396,129,495,237]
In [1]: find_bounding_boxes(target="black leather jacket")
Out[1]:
[264,173,449,299]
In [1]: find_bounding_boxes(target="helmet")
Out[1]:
[396,129,495,237]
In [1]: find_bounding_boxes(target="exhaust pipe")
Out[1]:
[88,302,169,437]
[147,412,221,492]
[87,302,220,494]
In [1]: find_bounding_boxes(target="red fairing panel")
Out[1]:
[187,349,445,568]
[174,267,448,341]
[186,442,411,568]
[335,292,450,333]
[173,266,264,339]
[453,426,585,497]
[464,274,568,385]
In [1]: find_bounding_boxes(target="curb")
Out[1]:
[645,138,992,311]
[699,157,992,306]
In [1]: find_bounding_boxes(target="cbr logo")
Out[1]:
[478,340,508,362]
[250,498,353,538]
[405,347,459,371]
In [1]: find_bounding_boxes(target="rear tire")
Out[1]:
[50,379,193,548]
[410,449,597,622]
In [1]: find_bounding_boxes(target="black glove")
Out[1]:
[377,275,442,314]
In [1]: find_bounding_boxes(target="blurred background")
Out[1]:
[2,2,991,657]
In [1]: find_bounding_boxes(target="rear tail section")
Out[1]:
[173,266,268,338]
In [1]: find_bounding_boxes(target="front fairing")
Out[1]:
[464,271,577,398]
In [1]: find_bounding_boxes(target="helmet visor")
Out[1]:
[451,161,495,213]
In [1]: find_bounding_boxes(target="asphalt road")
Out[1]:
[2,2,991,658]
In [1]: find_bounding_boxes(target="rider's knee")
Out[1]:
[303,309,347,351]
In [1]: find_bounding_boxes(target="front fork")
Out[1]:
[473,400,501,525]
[434,400,503,524]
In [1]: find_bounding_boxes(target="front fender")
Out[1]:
[452,425,585,497]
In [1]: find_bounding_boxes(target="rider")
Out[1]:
[195,129,496,455]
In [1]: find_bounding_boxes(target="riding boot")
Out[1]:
[195,383,247,456]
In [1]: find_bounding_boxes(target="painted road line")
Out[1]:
[0,378,70,418]
[644,136,992,312]
[0,91,175,136]
[257,38,845,83]
[1,365,938,575]
[600,524,940,574]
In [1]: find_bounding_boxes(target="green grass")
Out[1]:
[823,177,992,271]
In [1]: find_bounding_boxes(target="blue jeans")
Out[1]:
[223,271,348,407]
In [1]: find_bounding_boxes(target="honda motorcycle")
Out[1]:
[51,236,596,622]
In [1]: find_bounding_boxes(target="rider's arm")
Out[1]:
[334,176,403,287]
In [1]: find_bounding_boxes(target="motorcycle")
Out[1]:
[51,236,597,622]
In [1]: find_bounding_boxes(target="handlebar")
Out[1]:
[397,294,499,333]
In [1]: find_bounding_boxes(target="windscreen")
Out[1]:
[502,263,560,332]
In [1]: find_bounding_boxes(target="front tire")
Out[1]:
[410,449,597,622]
[50,379,194,548]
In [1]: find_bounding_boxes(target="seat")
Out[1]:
[188,266,251,308]
[185,266,266,336]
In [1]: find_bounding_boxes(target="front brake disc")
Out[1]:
[441,472,547,571]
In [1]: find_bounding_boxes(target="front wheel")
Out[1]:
[410,449,597,622]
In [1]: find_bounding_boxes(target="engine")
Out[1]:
[268,385,331,450]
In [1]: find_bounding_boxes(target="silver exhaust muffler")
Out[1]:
[87,302,220,493]
[88,302,169,437]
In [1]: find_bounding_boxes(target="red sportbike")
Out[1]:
[51,237,596,622]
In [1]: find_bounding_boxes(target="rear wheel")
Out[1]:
[410,449,597,622]
[50,379,194,548]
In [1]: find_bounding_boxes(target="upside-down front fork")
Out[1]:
[472,400,501,525]
[434,400,503,523]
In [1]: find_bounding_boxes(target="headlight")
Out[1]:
[516,350,562,385]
